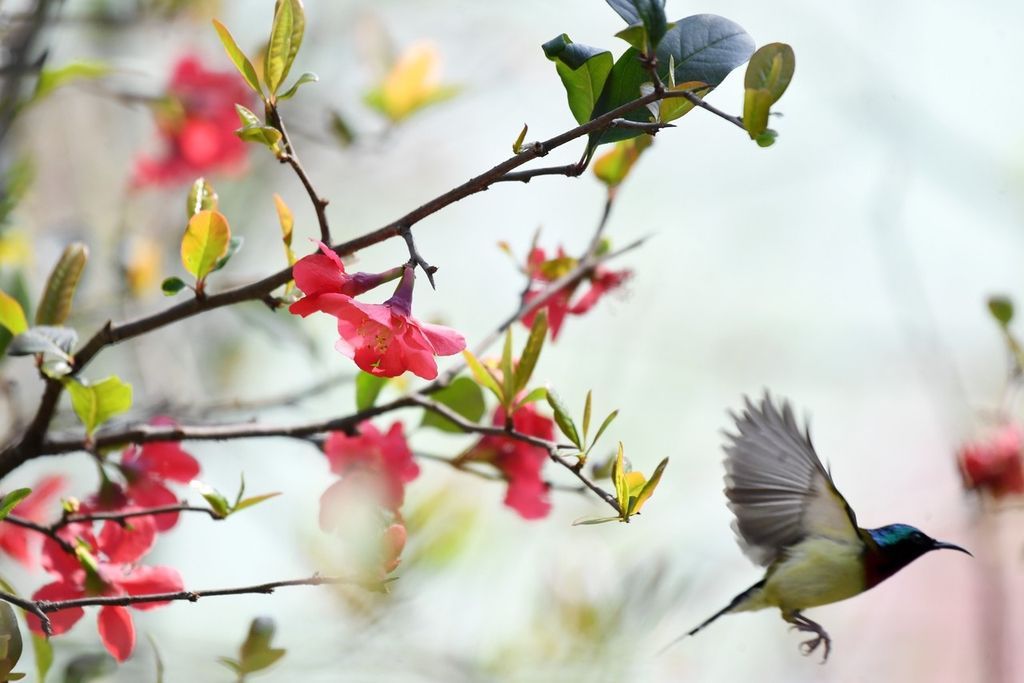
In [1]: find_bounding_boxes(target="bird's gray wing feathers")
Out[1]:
[723,393,860,566]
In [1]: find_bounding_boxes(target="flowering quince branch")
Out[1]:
[399,225,438,289]
[0,574,360,636]
[267,103,331,244]
[414,451,588,494]
[0,81,694,478]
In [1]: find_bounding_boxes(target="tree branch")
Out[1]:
[0,83,710,479]
[1,573,364,635]
[268,103,331,244]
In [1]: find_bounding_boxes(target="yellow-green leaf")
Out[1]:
[265,0,305,96]
[181,210,231,282]
[593,135,652,188]
[187,177,218,217]
[546,388,581,449]
[0,291,28,336]
[364,42,458,122]
[32,61,109,103]
[659,80,710,123]
[64,375,133,436]
[629,456,669,515]
[612,442,628,515]
[35,242,87,326]
[212,19,263,96]
[512,123,528,154]
[273,194,296,292]
[743,43,795,139]
[514,309,547,394]
[0,601,22,677]
[463,350,503,404]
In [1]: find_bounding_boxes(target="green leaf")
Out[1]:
[355,372,387,411]
[0,489,31,521]
[193,481,231,519]
[421,377,485,433]
[606,0,668,52]
[32,61,109,103]
[463,350,504,403]
[161,277,188,296]
[64,376,132,436]
[514,309,547,394]
[210,236,244,274]
[232,492,282,514]
[989,296,1014,326]
[0,601,22,678]
[629,456,669,515]
[181,210,231,283]
[571,515,622,526]
[0,291,28,336]
[7,326,77,361]
[588,47,651,147]
[612,442,628,515]
[545,388,581,449]
[743,42,795,139]
[512,123,528,154]
[234,104,283,150]
[237,617,286,674]
[35,242,88,326]
[655,14,754,91]
[755,129,777,147]
[588,409,619,455]
[212,19,263,96]
[265,0,305,96]
[277,71,318,100]
[582,390,593,445]
[30,633,51,683]
[273,194,297,292]
[186,177,218,217]
[514,386,548,411]
[61,652,115,683]
[328,110,355,147]
[500,328,516,409]
[542,34,613,124]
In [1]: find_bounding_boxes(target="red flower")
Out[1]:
[0,475,63,567]
[520,246,631,340]
[117,427,200,531]
[320,422,419,525]
[288,241,404,317]
[30,529,183,662]
[132,56,253,187]
[291,264,465,380]
[958,423,1024,498]
[464,404,555,520]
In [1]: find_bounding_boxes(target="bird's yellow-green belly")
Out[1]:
[744,537,867,612]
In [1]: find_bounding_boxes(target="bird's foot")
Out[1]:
[786,612,832,663]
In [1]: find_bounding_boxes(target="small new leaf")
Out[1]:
[463,350,504,404]
[545,388,581,449]
[0,291,28,336]
[212,19,263,96]
[210,236,244,274]
[232,492,282,514]
[161,277,188,296]
[7,326,77,361]
[64,375,133,436]
[988,296,1014,327]
[181,210,231,283]
[0,489,31,521]
[628,456,668,515]
[35,242,88,326]
[514,309,547,394]
[265,0,306,97]
[587,409,619,456]
[743,42,795,140]
[512,123,528,154]
[277,71,318,101]
[355,372,387,411]
[187,177,218,217]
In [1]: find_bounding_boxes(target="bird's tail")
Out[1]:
[658,579,765,655]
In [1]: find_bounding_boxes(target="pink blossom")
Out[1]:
[0,475,63,567]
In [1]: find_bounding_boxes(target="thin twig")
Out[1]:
[399,225,438,289]
[0,590,54,635]
[268,103,331,244]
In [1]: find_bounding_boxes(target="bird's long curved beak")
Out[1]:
[933,540,973,556]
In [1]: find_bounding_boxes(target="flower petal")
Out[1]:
[97,605,136,662]
[115,565,184,610]
[416,320,466,356]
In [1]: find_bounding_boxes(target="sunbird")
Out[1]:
[685,394,970,661]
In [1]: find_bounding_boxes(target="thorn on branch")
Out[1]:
[399,225,438,289]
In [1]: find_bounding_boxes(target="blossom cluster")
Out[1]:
[0,434,200,661]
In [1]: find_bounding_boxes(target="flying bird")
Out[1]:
[685,393,970,661]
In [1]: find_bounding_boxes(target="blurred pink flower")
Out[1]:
[958,423,1024,497]
[132,56,252,187]
[0,475,63,567]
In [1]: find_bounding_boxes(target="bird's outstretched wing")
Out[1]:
[723,393,860,566]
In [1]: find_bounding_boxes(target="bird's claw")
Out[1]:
[799,635,831,663]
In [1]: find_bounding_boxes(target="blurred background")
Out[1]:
[1,0,1023,680]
